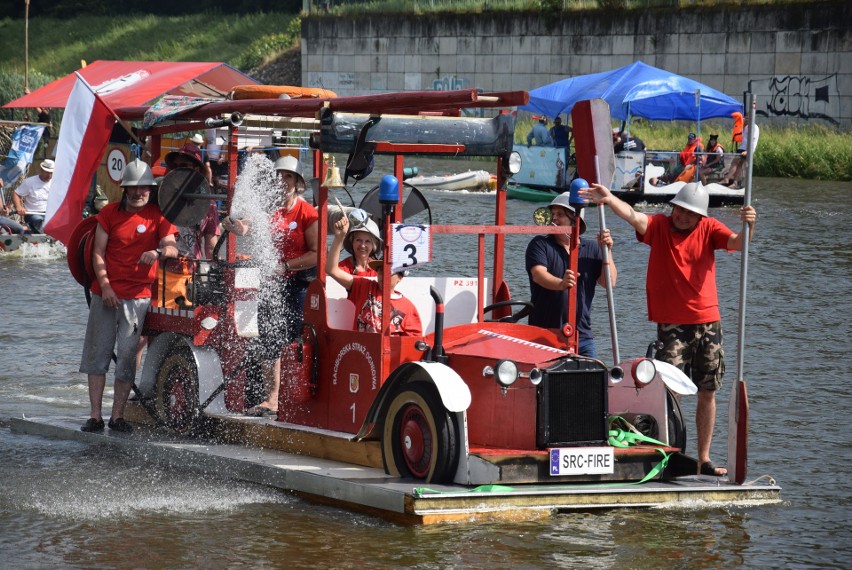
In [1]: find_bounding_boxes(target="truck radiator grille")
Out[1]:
[537,359,609,447]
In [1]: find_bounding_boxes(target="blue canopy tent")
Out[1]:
[521,61,742,123]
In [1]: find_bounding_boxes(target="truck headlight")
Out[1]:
[495,359,519,387]
[632,358,657,387]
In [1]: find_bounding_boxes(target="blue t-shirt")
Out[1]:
[525,235,604,340]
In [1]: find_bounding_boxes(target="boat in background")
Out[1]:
[612,150,745,206]
[0,233,56,253]
[406,169,493,192]
[507,145,571,201]
[507,184,557,202]
[510,145,570,189]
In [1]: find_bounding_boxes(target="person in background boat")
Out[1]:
[336,215,381,278]
[526,116,552,147]
[327,219,422,336]
[205,128,227,195]
[188,133,214,186]
[549,116,573,150]
[579,181,757,477]
[720,122,760,188]
[699,134,725,185]
[613,131,645,154]
[525,188,617,358]
[661,133,703,184]
[158,143,221,309]
[12,159,54,234]
[1,180,28,234]
[730,111,744,148]
[223,155,318,417]
[79,159,178,434]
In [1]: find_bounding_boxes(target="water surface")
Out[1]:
[1,174,849,568]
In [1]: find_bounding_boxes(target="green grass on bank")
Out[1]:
[0,12,300,79]
[515,118,851,181]
[0,12,847,181]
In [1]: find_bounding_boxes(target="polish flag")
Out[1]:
[44,76,114,245]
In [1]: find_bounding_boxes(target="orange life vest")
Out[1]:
[731,112,744,144]
[679,138,701,166]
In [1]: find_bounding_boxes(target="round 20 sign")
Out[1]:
[107,148,127,183]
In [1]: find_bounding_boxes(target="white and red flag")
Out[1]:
[44,75,114,245]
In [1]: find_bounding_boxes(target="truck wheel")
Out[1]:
[382,383,459,483]
[154,343,201,434]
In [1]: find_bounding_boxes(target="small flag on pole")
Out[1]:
[44,76,114,245]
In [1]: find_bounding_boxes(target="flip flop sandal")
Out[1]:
[700,461,727,476]
[245,405,278,417]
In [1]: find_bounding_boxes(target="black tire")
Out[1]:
[154,343,201,434]
[666,389,687,450]
[381,383,460,483]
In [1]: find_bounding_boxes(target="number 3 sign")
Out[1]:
[390,224,431,272]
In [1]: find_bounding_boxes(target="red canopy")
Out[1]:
[4,60,258,109]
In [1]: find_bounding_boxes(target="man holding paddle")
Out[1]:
[580,181,756,477]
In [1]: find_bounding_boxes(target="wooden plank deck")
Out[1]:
[9,415,781,525]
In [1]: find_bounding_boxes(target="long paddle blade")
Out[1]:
[572,98,620,363]
[572,99,615,188]
[727,380,749,483]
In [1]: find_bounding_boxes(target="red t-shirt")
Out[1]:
[640,213,733,324]
[270,198,318,269]
[349,277,423,336]
[338,256,378,277]
[91,202,178,299]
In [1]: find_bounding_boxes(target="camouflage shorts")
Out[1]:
[655,322,725,391]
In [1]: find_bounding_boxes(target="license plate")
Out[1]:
[549,447,615,476]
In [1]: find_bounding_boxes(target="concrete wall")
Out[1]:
[302,1,851,127]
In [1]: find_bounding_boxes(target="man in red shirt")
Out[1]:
[79,159,178,433]
[580,182,756,477]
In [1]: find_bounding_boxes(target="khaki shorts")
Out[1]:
[655,322,725,391]
[79,295,150,382]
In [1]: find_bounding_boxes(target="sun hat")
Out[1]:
[40,159,55,172]
[368,258,409,276]
[548,192,587,234]
[273,155,306,191]
[165,143,203,169]
[189,133,204,145]
[344,217,382,257]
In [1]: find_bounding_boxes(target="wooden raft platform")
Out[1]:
[9,415,781,524]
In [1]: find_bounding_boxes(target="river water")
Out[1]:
[1,174,849,568]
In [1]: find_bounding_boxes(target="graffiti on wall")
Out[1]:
[749,74,840,125]
[430,75,486,117]
[431,75,469,92]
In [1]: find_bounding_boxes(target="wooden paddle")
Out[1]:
[727,94,756,484]
[571,99,620,364]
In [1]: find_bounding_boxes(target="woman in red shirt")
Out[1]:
[224,155,318,416]
[337,216,381,277]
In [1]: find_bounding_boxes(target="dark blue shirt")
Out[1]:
[525,235,604,340]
